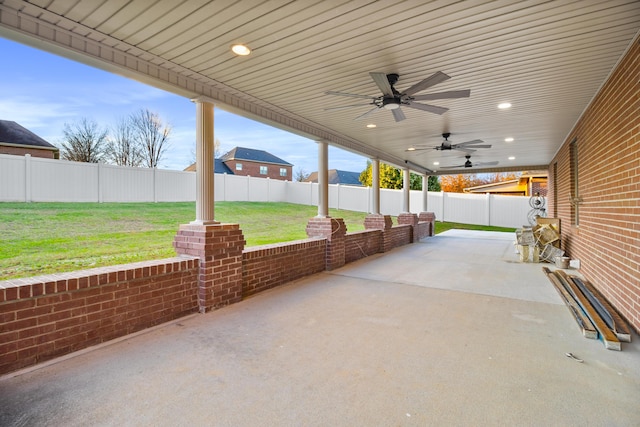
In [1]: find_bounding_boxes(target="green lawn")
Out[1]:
[0,202,514,280]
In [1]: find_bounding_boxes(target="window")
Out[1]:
[260,166,268,175]
[569,138,579,226]
[280,168,287,177]
[235,163,243,171]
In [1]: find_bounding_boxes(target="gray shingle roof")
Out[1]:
[220,146,293,166]
[0,120,57,150]
[306,169,362,186]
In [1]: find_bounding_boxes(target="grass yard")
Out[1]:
[0,202,514,280]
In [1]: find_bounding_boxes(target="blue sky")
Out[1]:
[0,37,367,175]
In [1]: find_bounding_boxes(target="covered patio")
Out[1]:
[2,230,638,426]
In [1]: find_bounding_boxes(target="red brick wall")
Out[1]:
[383,225,413,252]
[548,35,639,332]
[345,230,382,263]
[0,147,57,159]
[0,258,199,375]
[242,239,326,297]
[223,160,292,181]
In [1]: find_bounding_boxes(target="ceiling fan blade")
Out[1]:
[456,147,477,154]
[404,102,449,115]
[392,108,406,122]
[440,164,465,169]
[403,71,450,96]
[324,103,374,111]
[369,72,394,96]
[455,139,485,146]
[354,107,379,121]
[325,91,376,100]
[460,144,491,149]
[411,89,471,101]
[474,161,499,167]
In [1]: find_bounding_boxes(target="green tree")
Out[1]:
[360,161,436,190]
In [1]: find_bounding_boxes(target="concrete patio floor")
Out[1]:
[1,230,639,426]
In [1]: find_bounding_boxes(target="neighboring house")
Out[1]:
[463,171,548,196]
[184,146,292,181]
[305,169,363,186]
[0,120,59,159]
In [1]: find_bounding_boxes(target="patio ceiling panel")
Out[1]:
[0,0,638,174]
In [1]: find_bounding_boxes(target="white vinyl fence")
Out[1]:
[1,154,535,228]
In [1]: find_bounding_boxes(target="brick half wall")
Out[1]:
[242,239,326,298]
[0,258,199,375]
[345,230,382,263]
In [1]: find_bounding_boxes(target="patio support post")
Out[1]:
[398,167,418,242]
[317,140,329,218]
[174,97,245,313]
[364,158,392,233]
[306,140,346,270]
[192,98,215,225]
[372,158,380,214]
[418,174,436,237]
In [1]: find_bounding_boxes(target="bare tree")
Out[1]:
[189,137,222,165]
[294,168,310,182]
[60,118,108,163]
[106,117,143,167]
[130,109,171,168]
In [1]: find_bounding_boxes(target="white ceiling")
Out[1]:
[1,0,639,174]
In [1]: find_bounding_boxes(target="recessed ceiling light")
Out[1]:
[433,161,440,166]
[505,137,514,142]
[366,124,376,128]
[406,147,416,151]
[508,156,515,160]
[231,44,251,56]
[498,102,512,109]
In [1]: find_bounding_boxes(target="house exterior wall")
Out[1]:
[548,35,639,332]
[0,146,57,159]
[223,159,292,181]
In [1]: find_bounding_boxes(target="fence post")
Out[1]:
[97,163,103,203]
[486,193,492,226]
[24,154,31,203]
[153,167,158,203]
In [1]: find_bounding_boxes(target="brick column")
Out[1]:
[306,217,346,270]
[174,223,245,312]
[419,212,436,237]
[364,214,393,230]
[397,213,419,242]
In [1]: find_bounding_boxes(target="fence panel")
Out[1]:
[156,169,195,202]
[31,157,99,202]
[223,175,250,201]
[267,179,288,202]
[442,193,489,225]
[0,154,537,228]
[101,164,154,202]
[336,185,369,212]
[490,195,533,228]
[285,181,315,206]
[0,154,26,201]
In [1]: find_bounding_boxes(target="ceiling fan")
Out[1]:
[441,155,499,169]
[325,71,470,122]
[406,132,491,154]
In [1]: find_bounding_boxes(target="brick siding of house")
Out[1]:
[548,35,639,332]
[223,159,292,181]
[0,146,57,159]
